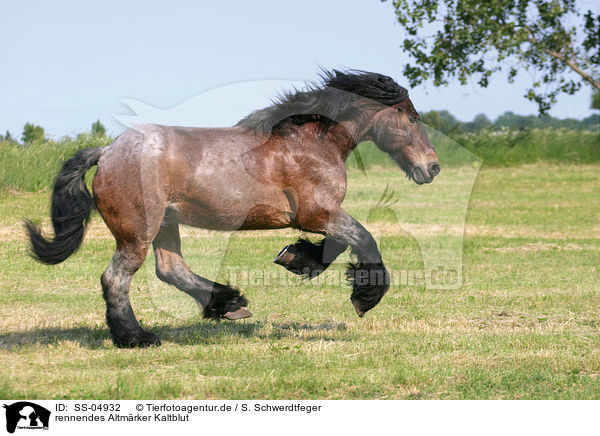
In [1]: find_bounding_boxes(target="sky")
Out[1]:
[0,0,597,139]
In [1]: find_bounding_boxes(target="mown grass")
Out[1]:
[0,163,599,399]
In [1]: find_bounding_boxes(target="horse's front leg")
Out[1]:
[302,208,390,317]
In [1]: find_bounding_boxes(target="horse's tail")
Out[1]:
[25,147,104,265]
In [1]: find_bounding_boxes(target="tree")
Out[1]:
[386,0,600,114]
[582,114,599,131]
[91,120,106,137]
[465,113,492,131]
[421,109,462,133]
[592,92,600,111]
[494,111,544,130]
[22,123,45,144]
[3,130,13,141]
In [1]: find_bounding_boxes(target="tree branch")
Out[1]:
[541,48,600,91]
[523,26,600,92]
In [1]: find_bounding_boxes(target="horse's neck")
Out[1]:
[325,123,359,162]
[333,116,376,161]
[294,120,370,162]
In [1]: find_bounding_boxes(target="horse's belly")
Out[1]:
[168,189,293,231]
[238,203,294,230]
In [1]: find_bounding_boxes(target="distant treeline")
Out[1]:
[421,110,599,135]
[2,110,599,145]
[1,120,107,144]
[2,111,598,145]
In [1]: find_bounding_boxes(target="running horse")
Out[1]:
[25,70,440,347]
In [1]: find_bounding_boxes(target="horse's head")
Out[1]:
[368,98,440,185]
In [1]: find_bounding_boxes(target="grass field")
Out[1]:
[0,163,599,399]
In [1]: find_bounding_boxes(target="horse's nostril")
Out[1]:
[429,163,441,177]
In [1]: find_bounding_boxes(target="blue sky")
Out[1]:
[0,0,596,138]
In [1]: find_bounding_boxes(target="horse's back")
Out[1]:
[93,122,347,232]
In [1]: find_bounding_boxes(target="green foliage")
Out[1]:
[582,114,600,130]
[21,123,45,144]
[420,110,462,134]
[495,111,539,130]
[465,113,493,131]
[91,120,106,137]
[386,0,600,114]
[415,110,596,135]
[423,110,599,134]
[592,92,600,111]
[583,10,600,66]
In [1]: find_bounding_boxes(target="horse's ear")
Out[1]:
[2,405,6,408]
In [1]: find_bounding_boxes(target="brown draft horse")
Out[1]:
[25,70,440,347]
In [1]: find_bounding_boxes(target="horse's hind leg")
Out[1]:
[274,237,347,278]
[153,224,251,320]
[102,240,160,347]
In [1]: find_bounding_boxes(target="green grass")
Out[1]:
[0,163,599,399]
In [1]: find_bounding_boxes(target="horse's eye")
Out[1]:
[409,118,417,124]
[397,108,402,113]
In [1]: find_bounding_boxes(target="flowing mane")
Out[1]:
[236,69,410,135]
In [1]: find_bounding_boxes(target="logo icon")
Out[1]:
[3,402,50,433]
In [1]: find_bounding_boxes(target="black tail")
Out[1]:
[25,147,104,265]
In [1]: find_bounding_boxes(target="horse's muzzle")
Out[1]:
[410,162,440,185]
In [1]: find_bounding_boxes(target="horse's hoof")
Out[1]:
[113,331,161,348]
[347,262,389,318]
[273,245,295,265]
[274,244,325,279]
[138,331,162,347]
[352,300,365,317]
[224,307,252,320]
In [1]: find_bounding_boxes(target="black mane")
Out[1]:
[236,69,409,135]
